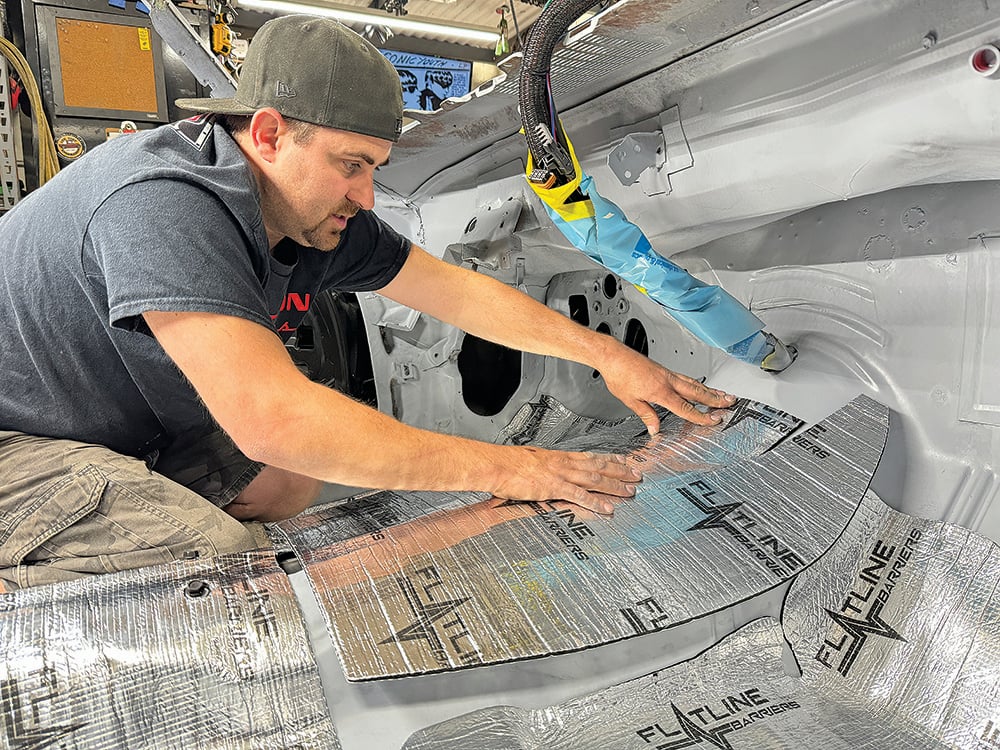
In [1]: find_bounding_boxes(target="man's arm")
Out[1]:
[143,310,640,514]
[377,245,734,434]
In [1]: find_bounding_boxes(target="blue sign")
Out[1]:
[380,49,473,111]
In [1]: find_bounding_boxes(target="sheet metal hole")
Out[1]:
[458,334,522,416]
[568,294,590,327]
[623,319,649,356]
[602,274,618,299]
[185,580,209,598]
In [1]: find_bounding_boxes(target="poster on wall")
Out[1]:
[380,49,473,111]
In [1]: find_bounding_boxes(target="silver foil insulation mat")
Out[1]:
[0,393,893,748]
[272,395,887,680]
[0,551,338,749]
[403,490,1000,750]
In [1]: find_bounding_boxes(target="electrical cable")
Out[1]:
[0,36,60,187]
[519,0,598,185]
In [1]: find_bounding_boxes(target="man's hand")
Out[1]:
[598,344,736,434]
[226,466,323,522]
[488,446,641,515]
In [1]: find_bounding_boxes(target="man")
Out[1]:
[0,15,734,589]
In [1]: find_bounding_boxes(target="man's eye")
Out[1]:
[345,162,361,174]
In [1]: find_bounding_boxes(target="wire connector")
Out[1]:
[530,123,576,182]
[527,169,557,188]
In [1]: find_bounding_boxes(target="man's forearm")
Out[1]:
[144,307,638,513]
[245,379,509,491]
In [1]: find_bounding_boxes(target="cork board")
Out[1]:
[55,17,159,114]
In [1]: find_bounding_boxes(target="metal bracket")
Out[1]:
[451,196,524,270]
[147,0,237,97]
[607,105,694,196]
[394,362,419,382]
[417,335,457,371]
[608,132,664,187]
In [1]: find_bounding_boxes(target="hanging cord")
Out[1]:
[0,36,60,187]
[507,0,523,52]
[519,0,599,186]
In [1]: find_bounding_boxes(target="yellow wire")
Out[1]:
[0,36,60,187]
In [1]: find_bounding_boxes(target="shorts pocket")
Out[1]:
[0,464,105,568]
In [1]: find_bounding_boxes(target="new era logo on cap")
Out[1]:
[275,80,297,99]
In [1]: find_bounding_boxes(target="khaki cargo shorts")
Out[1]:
[0,429,268,590]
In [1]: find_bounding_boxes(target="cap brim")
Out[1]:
[173,96,257,116]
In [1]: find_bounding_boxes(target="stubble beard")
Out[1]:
[298,199,360,252]
[261,178,359,252]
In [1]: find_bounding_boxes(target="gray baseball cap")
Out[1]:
[175,14,404,142]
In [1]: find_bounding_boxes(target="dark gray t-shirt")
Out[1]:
[0,116,410,457]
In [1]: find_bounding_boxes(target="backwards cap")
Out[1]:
[175,14,404,142]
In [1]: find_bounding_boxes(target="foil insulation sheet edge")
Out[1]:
[0,551,339,750]
[275,395,885,680]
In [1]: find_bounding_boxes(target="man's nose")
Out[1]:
[346,176,375,211]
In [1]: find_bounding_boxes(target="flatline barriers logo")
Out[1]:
[635,687,800,749]
[380,564,482,668]
[1,667,86,750]
[721,400,798,435]
[675,480,804,579]
[816,528,922,676]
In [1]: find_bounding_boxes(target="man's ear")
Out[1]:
[248,108,284,163]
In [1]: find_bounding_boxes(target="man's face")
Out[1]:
[259,124,393,252]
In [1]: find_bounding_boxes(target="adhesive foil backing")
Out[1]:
[404,491,1000,750]
[275,395,886,680]
[0,551,339,750]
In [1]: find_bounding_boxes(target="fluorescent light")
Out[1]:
[237,0,501,45]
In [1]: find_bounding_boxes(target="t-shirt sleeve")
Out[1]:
[86,178,274,332]
[318,210,411,292]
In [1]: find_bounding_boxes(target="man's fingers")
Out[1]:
[560,467,637,498]
[543,451,644,514]
[627,400,661,435]
[670,374,736,407]
[555,485,617,515]
[565,451,642,481]
[677,399,726,426]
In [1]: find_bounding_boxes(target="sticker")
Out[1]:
[137,27,151,51]
[55,133,86,160]
[106,121,139,141]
